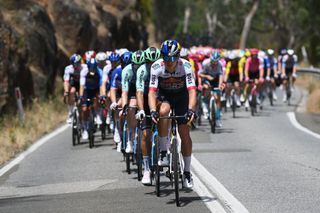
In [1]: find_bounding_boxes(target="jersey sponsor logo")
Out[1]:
[186,73,193,84]
[150,74,156,85]
[152,63,160,70]
[184,62,191,69]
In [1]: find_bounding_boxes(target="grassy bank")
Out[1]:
[296,74,320,113]
[0,82,66,166]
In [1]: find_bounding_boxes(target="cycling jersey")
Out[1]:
[121,63,140,98]
[282,54,297,69]
[238,56,247,75]
[64,64,88,86]
[80,66,103,90]
[136,63,151,95]
[199,58,223,79]
[245,57,263,72]
[268,56,278,71]
[226,58,240,75]
[104,65,121,91]
[149,58,196,94]
[110,67,122,90]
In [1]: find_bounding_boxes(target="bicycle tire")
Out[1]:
[126,153,131,174]
[100,117,106,140]
[172,138,180,207]
[232,92,236,118]
[72,109,77,146]
[136,128,143,181]
[210,97,216,133]
[89,111,95,148]
[250,94,256,116]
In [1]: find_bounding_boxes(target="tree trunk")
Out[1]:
[183,6,191,34]
[239,0,260,49]
[206,12,217,38]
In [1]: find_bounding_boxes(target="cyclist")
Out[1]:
[135,47,161,185]
[198,51,224,127]
[109,51,132,151]
[266,49,278,101]
[79,58,105,140]
[244,48,264,109]
[95,52,109,126]
[149,39,196,188]
[83,50,96,63]
[63,54,86,124]
[281,49,298,102]
[224,51,242,107]
[121,50,145,153]
[239,49,251,103]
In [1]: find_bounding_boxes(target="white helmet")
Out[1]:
[180,47,189,57]
[287,49,294,55]
[95,52,107,62]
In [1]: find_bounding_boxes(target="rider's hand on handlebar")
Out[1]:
[63,92,69,104]
[266,76,271,81]
[99,95,107,106]
[185,109,196,122]
[258,77,264,83]
[151,110,159,124]
[110,102,118,111]
[197,84,203,91]
[135,110,146,120]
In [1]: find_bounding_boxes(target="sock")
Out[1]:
[159,136,167,152]
[128,128,134,142]
[183,156,191,172]
[143,156,150,172]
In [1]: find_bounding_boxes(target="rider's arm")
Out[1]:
[79,66,88,97]
[136,66,146,111]
[224,61,231,82]
[121,66,131,108]
[259,58,264,79]
[148,64,159,112]
[244,57,250,79]
[110,71,119,104]
[63,66,71,94]
[185,63,197,111]
[293,55,298,74]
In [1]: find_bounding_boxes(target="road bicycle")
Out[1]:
[209,88,221,133]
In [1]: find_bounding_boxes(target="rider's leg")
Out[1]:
[126,98,137,153]
[158,102,170,152]
[178,124,192,172]
[201,85,210,118]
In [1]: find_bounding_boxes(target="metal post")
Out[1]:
[15,87,25,125]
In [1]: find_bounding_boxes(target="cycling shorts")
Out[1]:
[229,74,240,83]
[203,79,219,88]
[70,80,80,92]
[157,90,188,125]
[141,96,151,130]
[285,68,293,78]
[249,71,259,80]
[82,88,99,107]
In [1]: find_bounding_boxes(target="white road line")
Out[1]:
[287,112,320,139]
[0,124,69,177]
[192,156,249,213]
[192,172,227,213]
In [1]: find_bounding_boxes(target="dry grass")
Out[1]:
[0,81,66,165]
[296,75,320,113]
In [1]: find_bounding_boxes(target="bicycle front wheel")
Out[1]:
[209,98,216,133]
[172,138,180,207]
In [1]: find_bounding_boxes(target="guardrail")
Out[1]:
[297,67,320,75]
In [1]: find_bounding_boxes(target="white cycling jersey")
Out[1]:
[149,58,196,93]
[63,64,88,82]
[199,58,223,78]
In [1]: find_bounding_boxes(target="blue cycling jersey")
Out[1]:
[110,67,122,90]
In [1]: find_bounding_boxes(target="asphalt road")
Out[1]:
[0,87,320,213]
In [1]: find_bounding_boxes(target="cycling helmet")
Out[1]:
[179,47,189,58]
[287,49,294,55]
[121,51,132,65]
[250,48,259,55]
[83,50,96,63]
[280,48,287,55]
[95,52,107,62]
[70,54,82,64]
[210,51,220,62]
[267,49,274,55]
[258,50,266,58]
[144,47,161,62]
[132,50,145,65]
[228,52,237,60]
[161,40,181,61]
[109,52,120,62]
[87,58,97,70]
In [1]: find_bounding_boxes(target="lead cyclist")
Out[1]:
[148,40,197,188]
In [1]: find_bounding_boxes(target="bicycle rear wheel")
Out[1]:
[172,138,180,207]
[231,92,236,118]
[72,109,78,146]
[250,94,257,116]
[209,98,216,133]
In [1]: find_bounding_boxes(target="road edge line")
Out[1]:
[287,112,320,139]
[0,124,69,177]
[192,156,249,213]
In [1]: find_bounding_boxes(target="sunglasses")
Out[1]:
[163,55,178,62]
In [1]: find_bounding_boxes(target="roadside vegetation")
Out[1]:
[0,80,65,165]
[296,74,320,113]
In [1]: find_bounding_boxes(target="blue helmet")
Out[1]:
[87,58,97,70]
[109,52,120,62]
[121,51,132,65]
[210,51,220,62]
[70,54,82,64]
[161,40,181,57]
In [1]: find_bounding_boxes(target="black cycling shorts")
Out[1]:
[157,90,188,125]
[141,96,151,130]
[82,88,99,107]
[285,68,293,78]
[229,74,240,83]
[203,79,219,88]
[249,71,259,80]
[70,80,80,92]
